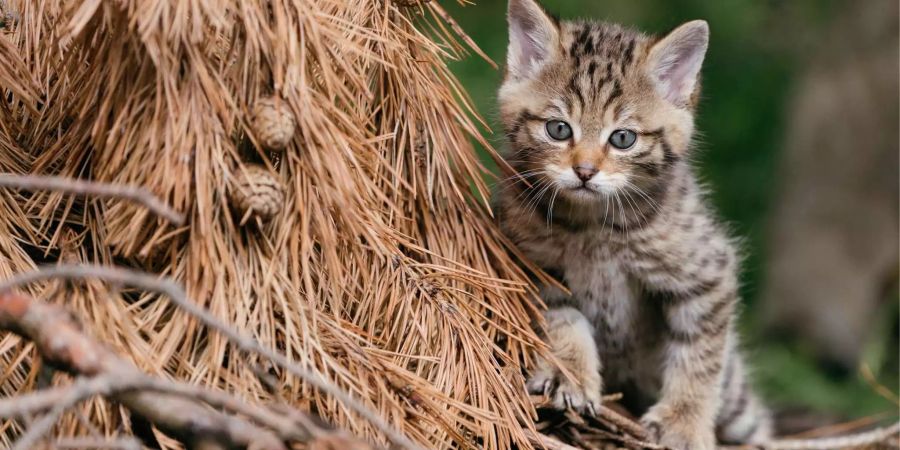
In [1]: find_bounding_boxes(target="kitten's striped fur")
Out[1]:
[495,1,772,448]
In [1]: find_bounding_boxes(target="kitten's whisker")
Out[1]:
[526,179,557,218]
[524,181,555,219]
[622,180,662,213]
[498,168,544,180]
[514,177,547,210]
[621,189,648,235]
[601,194,610,230]
[613,190,628,242]
[494,170,545,189]
[512,177,548,203]
[621,182,659,215]
[546,186,560,230]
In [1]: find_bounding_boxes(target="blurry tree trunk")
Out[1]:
[762,0,899,370]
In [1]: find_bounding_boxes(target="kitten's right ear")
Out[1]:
[646,20,709,107]
[507,0,559,80]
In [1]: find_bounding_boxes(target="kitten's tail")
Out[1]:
[716,353,774,444]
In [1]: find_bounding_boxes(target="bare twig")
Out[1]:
[11,382,90,450]
[52,437,142,450]
[54,437,142,450]
[591,428,665,450]
[0,264,421,450]
[860,363,900,406]
[531,394,650,443]
[755,422,900,450]
[596,404,650,441]
[0,291,287,450]
[0,173,185,225]
[526,431,584,450]
[780,412,891,440]
[530,395,899,450]
[0,372,318,444]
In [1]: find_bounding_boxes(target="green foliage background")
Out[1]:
[441,0,898,421]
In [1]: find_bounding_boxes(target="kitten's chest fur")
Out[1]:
[530,230,662,385]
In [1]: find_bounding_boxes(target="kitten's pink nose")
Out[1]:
[573,164,598,183]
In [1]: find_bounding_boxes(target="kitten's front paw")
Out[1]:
[528,307,603,415]
[641,404,716,450]
[527,366,602,416]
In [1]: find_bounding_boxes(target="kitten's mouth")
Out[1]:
[572,183,600,193]
[565,184,603,201]
[572,186,594,194]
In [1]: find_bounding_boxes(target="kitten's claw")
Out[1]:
[527,371,602,415]
[562,393,573,409]
[526,371,556,396]
[585,400,598,417]
[542,379,554,397]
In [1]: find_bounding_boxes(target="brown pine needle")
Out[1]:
[0,1,547,448]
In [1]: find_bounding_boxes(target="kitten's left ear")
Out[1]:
[646,20,709,107]
[506,0,560,80]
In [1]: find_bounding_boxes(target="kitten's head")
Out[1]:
[499,0,707,207]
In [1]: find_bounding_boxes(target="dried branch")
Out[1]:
[0,290,384,449]
[596,406,651,442]
[527,431,584,450]
[531,394,651,444]
[751,422,900,450]
[12,385,87,450]
[530,396,899,450]
[0,372,321,445]
[0,264,422,450]
[51,437,142,450]
[0,291,287,450]
[0,173,185,225]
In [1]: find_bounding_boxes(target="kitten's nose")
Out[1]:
[573,164,598,183]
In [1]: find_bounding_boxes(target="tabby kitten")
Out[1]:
[494,1,773,448]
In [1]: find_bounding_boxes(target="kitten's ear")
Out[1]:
[507,0,559,80]
[646,20,708,106]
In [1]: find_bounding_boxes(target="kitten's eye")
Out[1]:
[609,129,637,150]
[545,120,573,141]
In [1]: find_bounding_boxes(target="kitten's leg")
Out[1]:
[639,288,732,450]
[629,243,742,450]
[527,307,603,414]
[716,352,773,444]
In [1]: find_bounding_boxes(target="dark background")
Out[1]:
[442,0,899,421]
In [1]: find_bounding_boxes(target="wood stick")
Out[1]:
[0,173,185,225]
[757,422,900,450]
[0,291,287,450]
[0,264,420,450]
[52,437,142,449]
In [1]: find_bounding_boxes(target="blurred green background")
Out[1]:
[441,0,899,424]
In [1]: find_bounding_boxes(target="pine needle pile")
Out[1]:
[0,0,548,448]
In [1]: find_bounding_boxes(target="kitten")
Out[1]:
[494,1,773,449]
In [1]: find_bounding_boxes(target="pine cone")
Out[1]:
[1,11,18,32]
[251,97,295,152]
[229,165,284,223]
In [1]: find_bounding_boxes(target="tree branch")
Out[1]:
[0,264,420,450]
[51,437,142,450]
[0,173,184,225]
[0,291,289,449]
